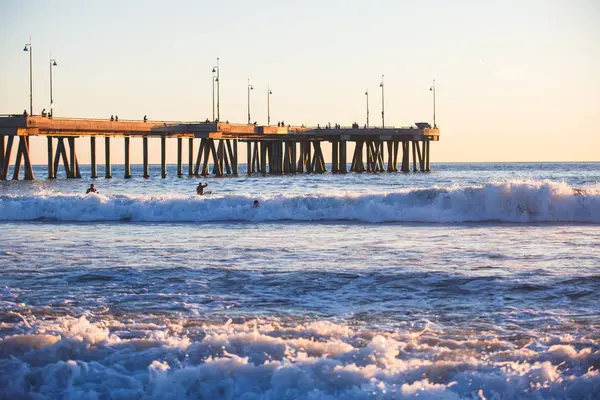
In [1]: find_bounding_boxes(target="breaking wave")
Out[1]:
[0,180,598,223]
[0,315,598,399]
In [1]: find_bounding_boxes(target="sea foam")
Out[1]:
[0,315,598,399]
[0,180,598,223]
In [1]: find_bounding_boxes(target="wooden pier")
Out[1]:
[0,115,439,180]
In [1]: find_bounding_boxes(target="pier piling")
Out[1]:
[124,137,131,178]
[0,116,439,180]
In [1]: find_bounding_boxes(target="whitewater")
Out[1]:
[1,162,599,399]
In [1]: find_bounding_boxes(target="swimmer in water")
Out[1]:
[86,184,98,194]
[196,182,208,195]
[253,200,259,208]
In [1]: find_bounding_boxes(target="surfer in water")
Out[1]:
[86,184,98,194]
[253,200,259,208]
[196,182,208,195]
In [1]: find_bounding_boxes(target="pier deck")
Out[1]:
[0,115,439,180]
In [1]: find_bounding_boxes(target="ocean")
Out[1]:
[0,162,599,399]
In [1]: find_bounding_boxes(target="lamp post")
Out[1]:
[267,86,272,125]
[211,66,217,121]
[429,79,436,128]
[365,89,369,128]
[379,75,385,128]
[216,58,220,121]
[23,37,33,115]
[49,55,57,117]
[247,79,254,124]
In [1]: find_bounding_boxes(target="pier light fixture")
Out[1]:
[247,79,254,124]
[379,75,385,128]
[365,89,369,128]
[429,79,436,128]
[267,86,272,126]
[23,37,33,115]
[50,55,57,116]
[214,58,220,121]
[212,67,217,121]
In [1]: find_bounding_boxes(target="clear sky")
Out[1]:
[1,0,599,164]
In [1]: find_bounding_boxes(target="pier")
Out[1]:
[0,115,439,180]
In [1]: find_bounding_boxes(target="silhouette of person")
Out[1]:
[196,182,208,195]
[253,200,259,208]
[86,184,98,194]
[110,115,114,121]
[143,115,147,122]
[115,115,119,122]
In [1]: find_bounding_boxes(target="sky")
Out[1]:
[1,0,599,164]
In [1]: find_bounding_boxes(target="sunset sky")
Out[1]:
[1,0,598,164]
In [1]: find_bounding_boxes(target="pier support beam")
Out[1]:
[188,138,194,176]
[104,137,112,178]
[0,135,7,180]
[47,137,55,179]
[161,136,167,179]
[331,141,339,173]
[217,140,224,177]
[54,138,70,178]
[177,138,182,177]
[227,139,238,175]
[311,141,326,173]
[423,140,431,172]
[412,141,418,172]
[124,137,131,178]
[67,137,81,178]
[260,142,267,175]
[247,141,252,176]
[339,140,347,173]
[12,136,35,180]
[143,137,149,178]
[90,137,97,178]
[386,141,394,172]
[401,141,410,172]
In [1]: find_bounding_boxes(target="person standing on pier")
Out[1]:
[196,182,208,195]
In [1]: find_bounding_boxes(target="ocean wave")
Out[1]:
[0,180,598,223]
[0,315,598,399]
